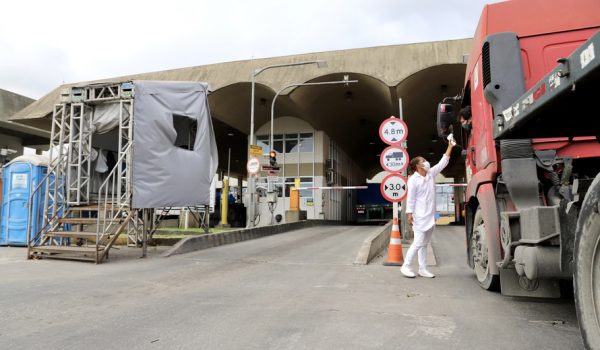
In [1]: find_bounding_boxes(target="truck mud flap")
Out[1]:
[499,268,560,298]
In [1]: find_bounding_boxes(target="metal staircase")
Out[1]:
[26,82,145,263]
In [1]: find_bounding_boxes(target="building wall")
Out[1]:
[0,133,24,165]
[253,116,366,224]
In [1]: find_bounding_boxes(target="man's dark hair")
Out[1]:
[458,106,471,121]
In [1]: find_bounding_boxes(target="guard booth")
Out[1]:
[27,81,218,263]
[1,155,48,246]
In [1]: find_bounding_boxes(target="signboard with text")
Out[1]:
[380,173,408,202]
[379,117,408,145]
[249,144,263,158]
[380,145,409,173]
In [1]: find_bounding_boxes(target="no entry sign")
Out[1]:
[380,173,408,202]
[380,145,409,173]
[379,117,408,145]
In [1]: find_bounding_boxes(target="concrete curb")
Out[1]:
[354,221,392,265]
[162,220,337,257]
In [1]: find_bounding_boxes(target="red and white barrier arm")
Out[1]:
[305,186,369,190]
[435,183,468,187]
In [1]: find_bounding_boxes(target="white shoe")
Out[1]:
[418,269,435,278]
[400,266,416,278]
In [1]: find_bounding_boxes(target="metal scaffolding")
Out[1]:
[27,82,144,263]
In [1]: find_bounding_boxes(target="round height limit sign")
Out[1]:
[379,117,407,145]
[380,173,408,202]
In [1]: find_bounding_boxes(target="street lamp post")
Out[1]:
[268,78,358,221]
[247,60,327,228]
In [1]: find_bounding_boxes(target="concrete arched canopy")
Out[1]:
[394,63,467,179]
[209,82,304,177]
[209,65,467,181]
[208,72,396,178]
[289,73,394,175]
[10,39,472,180]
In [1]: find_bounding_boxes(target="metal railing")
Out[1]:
[26,151,68,258]
[95,142,133,262]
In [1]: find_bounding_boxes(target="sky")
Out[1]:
[1,0,502,99]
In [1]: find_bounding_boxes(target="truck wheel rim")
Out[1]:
[592,231,600,330]
[473,222,489,282]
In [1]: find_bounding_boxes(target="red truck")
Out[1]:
[437,0,600,347]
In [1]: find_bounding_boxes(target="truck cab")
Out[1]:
[438,0,600,347]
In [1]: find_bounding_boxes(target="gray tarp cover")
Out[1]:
[132,81,218,208]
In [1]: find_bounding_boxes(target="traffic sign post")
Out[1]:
[379,115,410,265]
[380,173,408,202]
[378,116,409,224]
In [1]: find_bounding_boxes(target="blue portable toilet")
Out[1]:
[0,155,49,246]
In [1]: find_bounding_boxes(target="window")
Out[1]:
[285,133,299,153]
[299,133,313,152]
[257,133,313,154]
[257,134,283,153]
[435,185,454,214]
[172,114,197,149]
[256,136,269,155]
[284,177,314,197]
[273,134,284,153]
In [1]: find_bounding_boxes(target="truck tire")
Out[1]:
[574,175,600,349]
[471,208,500,291]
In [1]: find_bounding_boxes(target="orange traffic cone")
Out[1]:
[383,217,404,266]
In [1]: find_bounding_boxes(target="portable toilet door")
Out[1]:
[0,156,47,246]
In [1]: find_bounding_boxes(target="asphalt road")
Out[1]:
[0,224,582,349]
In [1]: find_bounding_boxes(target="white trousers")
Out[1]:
[403,226,434,270]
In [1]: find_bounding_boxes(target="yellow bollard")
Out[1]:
[220,178,229,226]
[290,178,300,211]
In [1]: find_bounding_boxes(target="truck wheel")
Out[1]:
[574,184,600,349]
[471,208,500,291]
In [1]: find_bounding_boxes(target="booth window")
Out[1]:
[284,177,314,197]
[285,133,299,153]
[299,133,313,152]
[256,134,283,154]
[256,136,269,155]
[257,133,313,154]
[172,114,197,150]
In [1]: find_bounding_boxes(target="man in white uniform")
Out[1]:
[401,140,455,278]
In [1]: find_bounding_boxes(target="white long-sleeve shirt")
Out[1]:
[406,154,450,232]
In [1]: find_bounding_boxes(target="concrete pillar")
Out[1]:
[237,175,244,203]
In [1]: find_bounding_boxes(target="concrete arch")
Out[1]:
[287,72,395,175]
[392,63,467,178]
[256,116,315,136]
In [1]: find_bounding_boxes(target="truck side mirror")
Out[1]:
[437,103,455,138]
